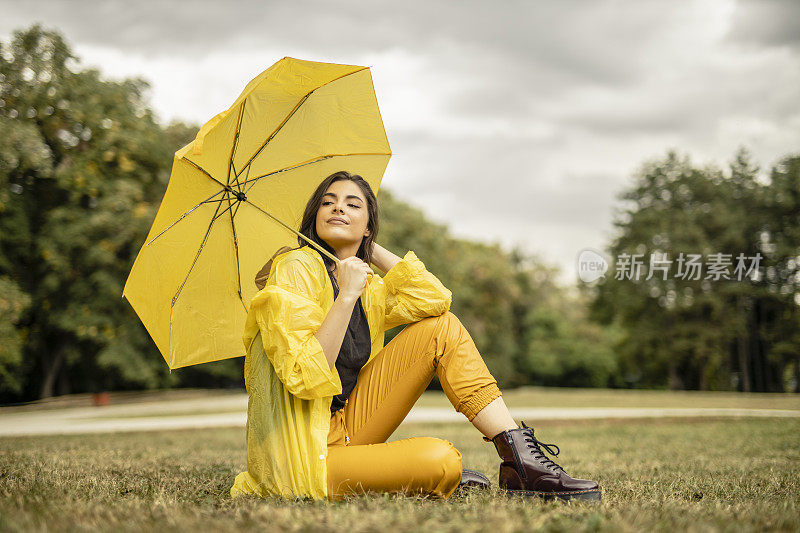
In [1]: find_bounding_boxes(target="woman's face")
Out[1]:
[315,179,370,251]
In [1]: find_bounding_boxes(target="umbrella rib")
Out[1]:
[241,154,330,196]
[225,192,247,312]
[171,199,235,308]
[243,198,341,265]
[228,101,246,193]
[182,157,227,189]
[144,190,229,247]
[232,198,243,218]
[239,152,390,196]
[235,91,311,179]
[234,67,369,180]
[230,159,241,192]
[239,160,251,196]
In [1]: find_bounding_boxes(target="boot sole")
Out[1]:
[501,487,601,502]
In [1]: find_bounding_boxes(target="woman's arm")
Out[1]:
[378,247,453,331]
[314,292,358,369]
[315,256,374,369]
[370,242,402,273]
[249,256,343,400]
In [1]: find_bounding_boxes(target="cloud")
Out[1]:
[725,0,800,49]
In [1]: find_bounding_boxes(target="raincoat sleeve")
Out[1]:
[382,250,453,331]
[246,256,342,400]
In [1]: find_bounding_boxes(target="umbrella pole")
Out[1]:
[294,227,373,278]
[246,200,341,265]
[294,228,342,264]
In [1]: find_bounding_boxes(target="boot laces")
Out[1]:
[519,421,564,473]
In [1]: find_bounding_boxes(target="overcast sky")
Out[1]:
[2,0,798,286]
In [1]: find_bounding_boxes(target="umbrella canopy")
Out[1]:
[122,57,392,369]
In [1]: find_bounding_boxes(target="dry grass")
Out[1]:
[0,416,797,532]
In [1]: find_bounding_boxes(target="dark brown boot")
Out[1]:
[454,468,491,495]
[483,421,601,502]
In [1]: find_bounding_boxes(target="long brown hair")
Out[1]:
[254,170,379,289]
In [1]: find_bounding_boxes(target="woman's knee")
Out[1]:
[410,437,463,497]
[414,311,462,334]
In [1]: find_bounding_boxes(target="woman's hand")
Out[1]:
[335,256,375,300]
[318,258,373,368]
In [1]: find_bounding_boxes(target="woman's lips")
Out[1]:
[328,219,348,225]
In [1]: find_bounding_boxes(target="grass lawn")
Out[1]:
[0,417,797,532]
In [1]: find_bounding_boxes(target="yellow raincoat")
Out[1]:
[230,245,452,500]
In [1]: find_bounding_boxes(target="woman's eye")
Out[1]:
[322,201,359,208]
[321,200,360,209]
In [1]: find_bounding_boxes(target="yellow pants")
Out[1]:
[326,311,502,500]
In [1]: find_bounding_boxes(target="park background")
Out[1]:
[1,2,799,403]
[1,2,799,532]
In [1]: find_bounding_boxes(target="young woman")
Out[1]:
[231,171,601,502]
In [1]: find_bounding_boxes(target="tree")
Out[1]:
[589,147,800,391]
[0,24,245,401]
[759,154,800,391]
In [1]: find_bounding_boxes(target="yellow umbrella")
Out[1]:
[122,57,392,369]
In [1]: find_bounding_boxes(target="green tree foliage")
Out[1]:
[588,148,800,392]
[0,276,30,394]
[0,24,246,401]
[760,156,800,391]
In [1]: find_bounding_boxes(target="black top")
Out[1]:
[326,265,371,413]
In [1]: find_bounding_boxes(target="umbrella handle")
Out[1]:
[249,200,373,277]
[292,225,373,278]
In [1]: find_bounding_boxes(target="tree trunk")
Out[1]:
[40,347,65,399]
[665,313,682,389]
[668,357,681,389]
[57,361,71,396]
[737,294,751,392]
[754,299,766,392]
[795,356,800,393]
[699,359,708,391]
